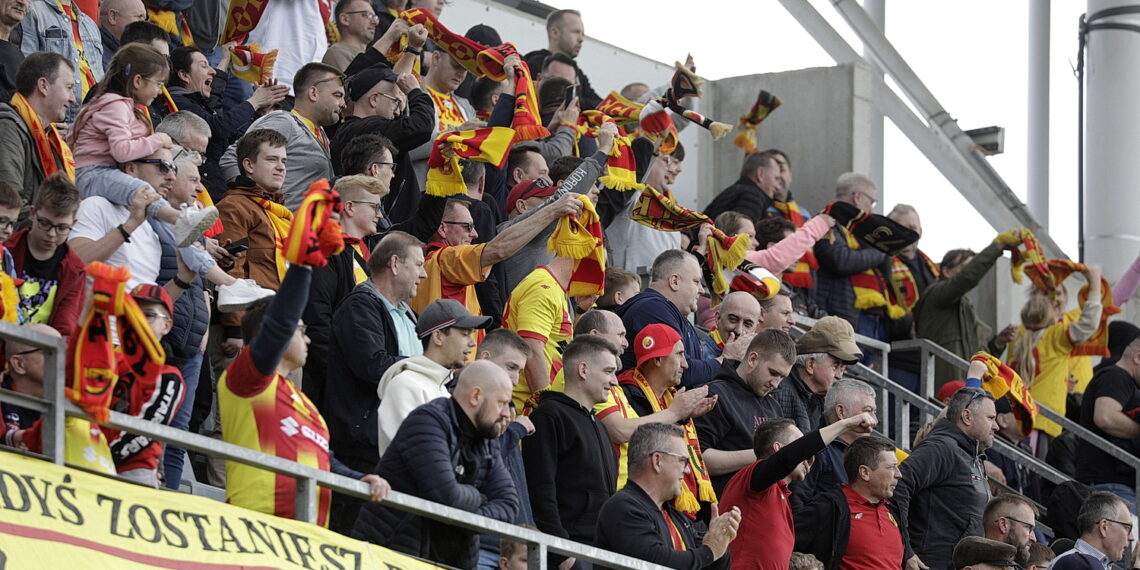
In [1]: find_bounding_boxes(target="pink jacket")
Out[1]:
[70,94,164,168]
[744,215,832,273]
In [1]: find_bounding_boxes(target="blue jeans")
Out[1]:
[163,350,203,489]
[1094,482,1137,514]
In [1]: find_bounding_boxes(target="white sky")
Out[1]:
[567,0,1085,263]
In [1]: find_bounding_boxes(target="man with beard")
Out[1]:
[983,495,1039,568]
[596,422,742,569]
[795,436,905,570]
[353,359,519,569]
[892,380,1000,570]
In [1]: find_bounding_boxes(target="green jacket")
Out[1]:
[913,241,1004,388]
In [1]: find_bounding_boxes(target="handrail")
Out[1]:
[0,322,670,570]
[794,313,892,353]
[894,337,1140,512]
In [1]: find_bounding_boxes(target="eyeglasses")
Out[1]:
[141,76,165,88]
[172,147,204,167]
[1104,518,1134,533]
[0,217,14,231]
[349,200,382,213]
[143,311,171,321]
[369,161,395,169]
[1003,516,1035,532]
[132,158,178,175]
[855,190,878,208]
[296,323,308,335]
[377,91,404,113]
[654,449,690,469]
[343,10,379,20]
[12,347,42,356]
[34,216,73,235]
[443,220,474,232]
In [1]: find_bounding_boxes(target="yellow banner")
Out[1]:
[0,450,442,569]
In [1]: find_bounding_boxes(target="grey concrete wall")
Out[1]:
[699,63,875,215]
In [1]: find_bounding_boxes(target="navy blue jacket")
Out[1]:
[353,397,519,569]
[615,288,719,387]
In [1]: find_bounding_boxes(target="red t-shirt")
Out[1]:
[719,461,794,570]
[839,484,904,570]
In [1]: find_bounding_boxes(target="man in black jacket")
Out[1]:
[702,151,781,225]
[696,329,796,494]
[892,381,998,570]
[324,231,426,474]
[812,173,892,343]
[331,61,435,224]
[790,378,878,512]
[353,360,520,569]
[795,435,903,570]
[596,422,741,569]
[522,335,620,568]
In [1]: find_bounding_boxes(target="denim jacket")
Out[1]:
[20,0,104,120]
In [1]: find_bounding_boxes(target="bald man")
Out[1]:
[354,359,520,569]
[702,291,762,357]
[98,0,148,68]
[1,324,60,446]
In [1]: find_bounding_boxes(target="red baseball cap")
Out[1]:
[634,323,682,368]
[505,179,557,213]
[937,380,966,404]
[131,283,174,316]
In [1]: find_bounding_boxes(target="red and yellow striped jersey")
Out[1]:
[504,266,572,410]
[218,350,333,526]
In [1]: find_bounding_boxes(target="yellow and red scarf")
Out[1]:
[630,185,748,296]
[596,91,644,126]
[253,195,293,281]
[1024,259,1120,357]
[618,368,716,515]
[889,250,940,314]
[292,110,329,151]
[425,85,468,131]
[733,90,782,153]
[971,352,1038,437]
[10,93,75,181]
[69,263,165,423]
[578,110,641,191]
[426,127,515,197]
[839,226,905,319]
[147,6,194,47]
[221,0,290,84]
[476,43,548,143]
[771,199,817,288]
[548,195,605,296]
[281,179,344,268]
[56,0,96,98]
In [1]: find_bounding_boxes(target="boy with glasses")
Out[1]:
[6,174,86,337]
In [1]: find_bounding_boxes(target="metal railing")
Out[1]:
[0,321,669,570]
[894,337,1140,514]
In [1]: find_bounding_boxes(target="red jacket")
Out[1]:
[5,227,86,338]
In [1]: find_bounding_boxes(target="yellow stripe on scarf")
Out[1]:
[843,228,905,319]
[254,197,293,281]
[626,371,716,514]
[548,195,606,297]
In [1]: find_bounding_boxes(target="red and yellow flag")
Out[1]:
[426,127,516,197]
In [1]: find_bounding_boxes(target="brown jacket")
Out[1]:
[217,179,285,333]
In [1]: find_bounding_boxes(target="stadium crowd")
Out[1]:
[2,1,1140,569]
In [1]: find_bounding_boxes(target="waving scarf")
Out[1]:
[889,250,940,314]
[971,352,1038,437]
[282,179,344,268]
[733,90,782,153]
[69,263,165,423]
[619,369,716,515]
[548,195,606,296]
[840,226,905,319]
[10,93,76,181]
[1025,259,1119,357]
[578,111,641,191]
[426,127,515,197]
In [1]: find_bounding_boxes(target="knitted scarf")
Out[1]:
[840,226,904,319]
[227,44,278,84]
[56,0,96,97]
[1025,259,1120,357]
[1009,231,1050,290]
[221,0,290,84]
[595,90,643,126]
[281,179,344,268]
[971,352,1038,437]
[733,90,782,153]
[618,368,716,515]
[548,195,605,296]
[630,185,747,296]
[69,262,165,423]
[475,42,548,143]
[426,127,515,197]
[770,199,816,288]
[708,327,724,350]
[252,195,293,281]
[10,93,76,181]
[578,110,641,191]
[147,6,194,47]
[889,250,940,314]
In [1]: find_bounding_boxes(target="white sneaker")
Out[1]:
[173,204,219,248]
[217,279,275,312]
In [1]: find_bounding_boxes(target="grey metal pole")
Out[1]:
[1028,0,1051,231]
[863,0,886,197]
